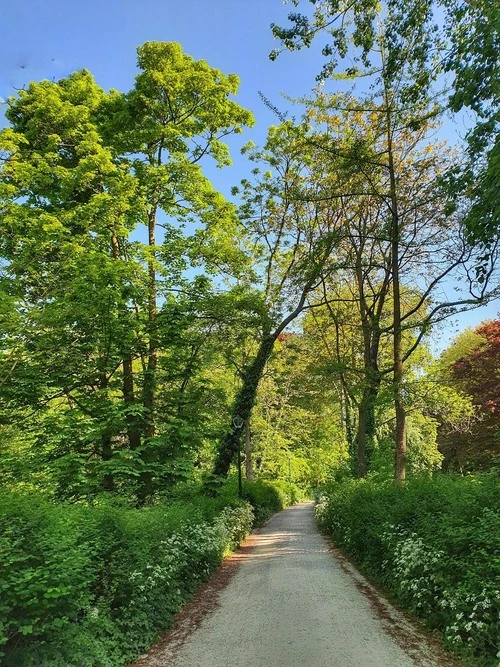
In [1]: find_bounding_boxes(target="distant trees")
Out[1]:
[270,0,499,481]
[438,318,500,471]
[213,122,349,478]
[1,22,498,500]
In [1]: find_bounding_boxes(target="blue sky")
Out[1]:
[1,0,498,349]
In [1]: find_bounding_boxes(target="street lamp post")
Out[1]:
[232,415,244,498]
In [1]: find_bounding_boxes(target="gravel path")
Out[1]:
[133,502,455,667]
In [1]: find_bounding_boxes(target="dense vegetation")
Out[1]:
[0,479,299,665]
[316,474,500,665]
[0,0,498,665]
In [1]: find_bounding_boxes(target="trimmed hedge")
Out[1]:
[315,473,500,666]
[241,479,303,525]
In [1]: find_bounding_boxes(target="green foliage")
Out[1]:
[316,474,500,664]
[0,41,255,501]
[0,491,254,666]
[0,477,299,666]
[241,478,303,524]
[442,0,500,256]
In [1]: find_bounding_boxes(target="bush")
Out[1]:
[0,476,299,665]
[241,479,301,524]
[316,473,500,666]
[0,491,253,666]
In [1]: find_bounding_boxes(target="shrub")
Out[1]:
[0,476,298,665]
[241,479,298,524]
[316,473,500,666]
[0,492,253,666]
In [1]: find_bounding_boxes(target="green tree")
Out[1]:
[442,0,500,260]
[270,2,499,482]
[0,70,143,495]
[0,42,254,500]
[213,121,348,478]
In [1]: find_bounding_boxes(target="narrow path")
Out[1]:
[133,502,455,667]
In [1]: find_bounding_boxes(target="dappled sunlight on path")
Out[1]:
[132,502,456,667]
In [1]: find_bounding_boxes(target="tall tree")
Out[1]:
[101,42,253,496]
[0,70,143,495]
[442,0,500,261]
[270,0,499,481]
[0,43,254,500]
[213,121,349,478]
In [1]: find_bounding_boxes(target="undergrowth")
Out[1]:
[0,478,299,666]
[315,473,500,666]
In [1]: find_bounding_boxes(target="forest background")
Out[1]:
[0,1,499,666]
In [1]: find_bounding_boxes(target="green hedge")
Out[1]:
[0,478,299,666]
[315,473,500,666]
[0,492,253,666]
[241,479,303,525]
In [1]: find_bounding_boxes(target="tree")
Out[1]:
[0,43,254,500]
[270,1,499,481]
[212,121,349,478]
[0,69,143,495]
[442,0,500,260]
[438,319,500,470]
[251,333,349,489]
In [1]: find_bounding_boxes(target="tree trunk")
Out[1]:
[143,206,158,440]
[101,433,115,492]
[139,206,158,501]
[344,391,356,468]
[356,368,381,477]
[214,334,276,477]
[385,98,407,483]
[357,401,367,477]
[123,353,142,450]
[110,230,142,452]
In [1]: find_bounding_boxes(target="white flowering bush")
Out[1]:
[381,525,446,612]
[381,525,499,659]
[442,588,499,656]
[315,474,500,665]
[0,493,255,667]
[117,502,254,649]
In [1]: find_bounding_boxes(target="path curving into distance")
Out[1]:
[132,502,456,667]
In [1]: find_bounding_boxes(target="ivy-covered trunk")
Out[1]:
[356,377,380,477]
[213,334,276,478]
[245,422,253,481]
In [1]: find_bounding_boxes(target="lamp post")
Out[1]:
[232,415,244,498]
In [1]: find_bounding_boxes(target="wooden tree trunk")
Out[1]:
[213,335,276,478]
[139,206,158,501]
[382,77,407,484]
[388,128,406,484]
[123,354,142,450]
[110,230,142,452]
[357,402,368,477]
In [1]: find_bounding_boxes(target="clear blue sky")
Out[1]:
[1,0,498,350]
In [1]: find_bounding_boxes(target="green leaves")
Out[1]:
[317,473,500,663]
[0,42,256,500]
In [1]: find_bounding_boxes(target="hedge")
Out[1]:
[315,473,500,666]
[0,478,298,666]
